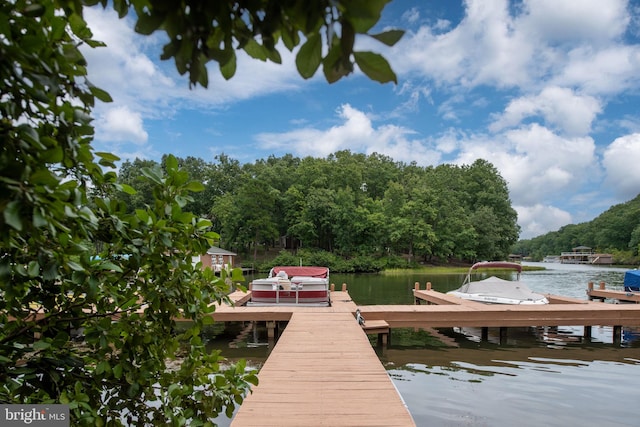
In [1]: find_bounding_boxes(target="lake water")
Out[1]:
[210,262,640,426]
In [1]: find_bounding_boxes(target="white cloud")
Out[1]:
[393,0,637,95]
[515,204,573,240]
[96,106,148,143]
[402,7,421,25]
[255,104,441,165]
[602,133,640,200]
[393,0,534,88]
[516,0,629,45]
[500,124,598,205]
[490,86,602,136]
[552,45,640,95]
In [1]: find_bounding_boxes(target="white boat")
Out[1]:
[447,261,548,305]
[248,266,330,306]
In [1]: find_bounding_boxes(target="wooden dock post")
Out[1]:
[499,327,508,345]
[588,281,605,302]
[584,325,592,339]
[342,283,347,292]
[330,283,335,292]
[361,320,390,348]
[266,321,277,344]
[613,325,622,345]
[414,282,421,305]
[481,327,489,341]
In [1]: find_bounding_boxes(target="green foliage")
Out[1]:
[514,194,640,263]
[261,249,394,274]
[122,151,520,265]
[112,0,403,88]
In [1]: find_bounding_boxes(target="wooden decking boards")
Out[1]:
[230,312,415,427]
[214,284,640,425]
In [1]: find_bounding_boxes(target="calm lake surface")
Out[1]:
[211,262,640,426]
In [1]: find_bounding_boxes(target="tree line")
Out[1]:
[115,151,521,270]
[512,194,640,264]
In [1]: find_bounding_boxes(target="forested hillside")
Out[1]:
[512,194,640,264]
[115,151,520,267]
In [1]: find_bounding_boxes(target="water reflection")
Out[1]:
[386,345,640,427]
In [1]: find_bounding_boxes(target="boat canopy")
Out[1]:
[469,261,522,273]
[624,270,640,292]
[459,276,542,301]
[270,266,329,279]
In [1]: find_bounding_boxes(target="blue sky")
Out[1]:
[82,0,640,240]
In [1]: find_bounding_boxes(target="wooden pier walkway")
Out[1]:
[230,312,415,426]
[211,282,640,424]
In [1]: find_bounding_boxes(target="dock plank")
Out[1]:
[231,312,415,427]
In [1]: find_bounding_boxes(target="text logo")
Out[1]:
[1,405,69,426]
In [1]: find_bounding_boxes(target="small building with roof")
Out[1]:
[193,246,237,272]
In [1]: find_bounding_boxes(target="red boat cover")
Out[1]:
[271,266,329,278]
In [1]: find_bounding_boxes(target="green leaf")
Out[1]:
[4,201,23,231]
[113,363,123,379]
[370,30,405,47]
[185,181,205,192]
[220,52,237,80]
[67,261,84,272]
[98,262,123,273]
[243,39,268,61]
[266,47,282,64]
[68,13,89,38]
[96,152,120,162]
[27,261,40,277]
[113,0,128,18]
[322,44,348,84]
[165,154,178,173]
[135,209,149,222]
[117,183,137,195]
[296,33,322,79]
[119,296,138,310]
[231,269,245,282]
[22,4,45,18]
[344,0,390,33]
[141,167,164,185]
[135,12,164,36]
[33,340,51,351]
[33,207,49,228]
[354,51,397,84]
[89,85,113,103]
[41,146,64,163]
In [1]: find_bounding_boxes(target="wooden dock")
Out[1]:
[230,312,415,426]
[587,281,640,303]
[218,286,640,331]
[210,282,640,424]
